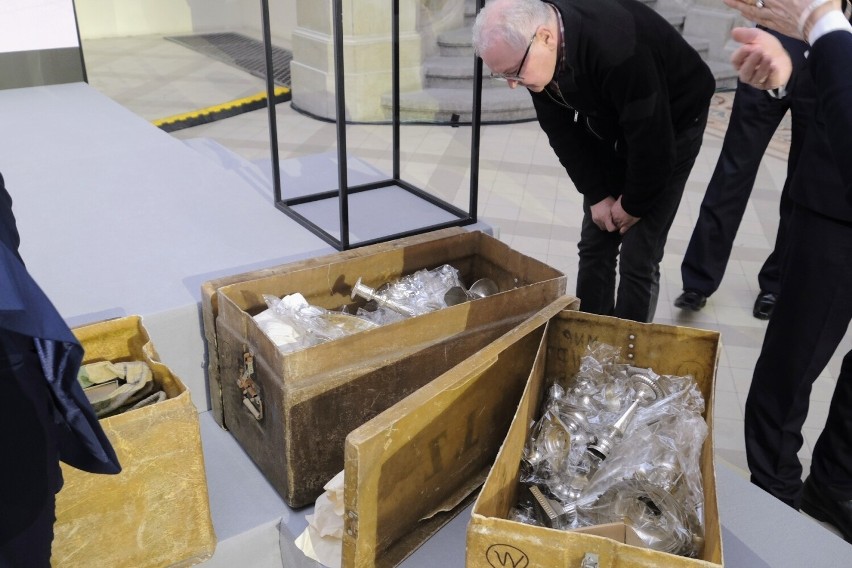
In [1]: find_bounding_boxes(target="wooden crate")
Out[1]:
[206,228,566,507]
[343,298,580,567]
[466,309,722,568]
[54,316,216,568]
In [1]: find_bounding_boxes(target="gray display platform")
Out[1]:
[2,82,849,567]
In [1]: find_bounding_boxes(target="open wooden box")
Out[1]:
[466,308,723,568]
[202,228,567,507]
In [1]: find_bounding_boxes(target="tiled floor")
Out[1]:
[81,33,848,482]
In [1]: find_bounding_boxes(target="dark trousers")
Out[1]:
[576,110,707,323]
[681,79,814,297]
[0,330,61,568]
[745,205,852,507]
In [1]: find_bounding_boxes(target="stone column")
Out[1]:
[291,0,423,121]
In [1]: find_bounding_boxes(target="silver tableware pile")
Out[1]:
[514,342,708,558]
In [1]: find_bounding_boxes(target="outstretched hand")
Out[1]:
[729,27,793,90]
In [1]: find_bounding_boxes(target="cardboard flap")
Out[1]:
[342,296,579,568]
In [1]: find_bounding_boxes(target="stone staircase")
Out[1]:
[382,0,738,123]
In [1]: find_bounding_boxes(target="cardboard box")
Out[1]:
[205,228,566,507]
[343,298,580,567]
[466,308,723,568]
[53,316,216,567]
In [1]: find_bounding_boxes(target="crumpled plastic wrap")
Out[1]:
[254,292,377,354]
[514,341,708,558]
[352,264,464,325]
[255,266,471,353]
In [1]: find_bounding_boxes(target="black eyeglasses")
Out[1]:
[490,32,536,82]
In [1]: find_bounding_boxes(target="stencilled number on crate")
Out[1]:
[426,410,480,480]
[556,327,600,364]
[462,410,481,451]
[426,431,448,480]
[485,544,530,568]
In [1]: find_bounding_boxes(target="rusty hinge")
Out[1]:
[237,352,263,420]
[344,510,358,539]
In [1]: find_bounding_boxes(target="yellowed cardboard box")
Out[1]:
[53,316,216,568]
[466,309,723,568]
[206,228,567,507]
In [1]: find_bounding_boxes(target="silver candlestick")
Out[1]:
[351,277,417,317]
[586,398,641,461]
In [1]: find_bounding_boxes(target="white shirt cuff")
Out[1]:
[809,10,852,44]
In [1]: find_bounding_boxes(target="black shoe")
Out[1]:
[753,290,778,320]
[674,290,707,311]
[800,475,852,543]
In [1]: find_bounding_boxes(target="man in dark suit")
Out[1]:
[472,0,714,323]
[1,172,121,566]
[808,25,852,174]
[724,0,852,543]
[674,29,812,320]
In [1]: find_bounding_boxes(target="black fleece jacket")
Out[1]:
[531,0,714,217]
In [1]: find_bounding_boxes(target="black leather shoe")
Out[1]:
[753,290,778,320]
[674,290,707,311]
[800,475,852,543]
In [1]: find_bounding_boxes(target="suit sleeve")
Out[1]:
[809,31,852,187]
[771,29,809,97]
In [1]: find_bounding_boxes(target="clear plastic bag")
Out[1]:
[516,340,709,557]
[254,264,479,352]
[353,264,465,323]
[255,293,376,354]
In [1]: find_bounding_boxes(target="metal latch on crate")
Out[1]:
[580,552,599,568]
[237,352,263,420]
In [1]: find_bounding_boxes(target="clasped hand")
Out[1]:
[590,196,639,235]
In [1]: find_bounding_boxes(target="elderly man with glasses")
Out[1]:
[473,0,714,323]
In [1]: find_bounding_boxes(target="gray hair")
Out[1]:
[471,0,552,57]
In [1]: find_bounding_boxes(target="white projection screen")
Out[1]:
[0,0,86,90]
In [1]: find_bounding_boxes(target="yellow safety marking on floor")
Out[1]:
[152,86,290,128]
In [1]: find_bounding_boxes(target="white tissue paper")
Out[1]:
[253,308,301,349]
[295,470,345,567]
